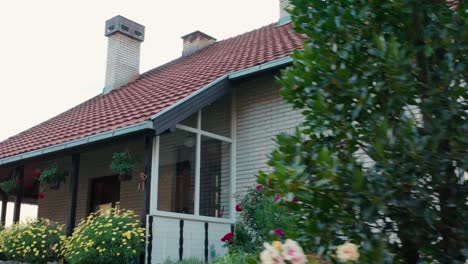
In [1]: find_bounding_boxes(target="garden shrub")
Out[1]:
[62,209,145,264]
[228,187,293,254]
[258,0,467,263]
[0,218,65,263]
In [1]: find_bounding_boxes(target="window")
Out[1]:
[157,94,233,219]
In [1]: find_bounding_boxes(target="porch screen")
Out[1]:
[157,130,196,214]
[157,93,233,219]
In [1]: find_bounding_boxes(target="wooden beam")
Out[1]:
[1,192,7,226]
[13,165,24,223]
[67,153,80,236]
[141,135,154,225]
[140,135,154,264]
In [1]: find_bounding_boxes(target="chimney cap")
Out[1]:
[181,31,216,42]
[105,15,145,42]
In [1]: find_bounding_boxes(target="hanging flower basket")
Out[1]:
[110,152,137,181]
[39,165,67,190]
[0,179,19,194]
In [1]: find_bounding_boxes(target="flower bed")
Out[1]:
[0,218,64,264]
[62,209,145,264]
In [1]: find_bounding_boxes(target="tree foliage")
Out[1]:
[258,0,467,263]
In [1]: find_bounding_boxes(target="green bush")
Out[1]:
[259,0,467,262]
[62,209,145,264]
[39,165,67,184]
[229,187,292,254]
[0,179,19,194]
[0,218,65,263]
[110,152,137,176]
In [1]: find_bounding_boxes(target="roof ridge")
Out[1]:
[139,22,277,79]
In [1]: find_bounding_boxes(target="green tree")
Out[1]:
[258,0,467,263]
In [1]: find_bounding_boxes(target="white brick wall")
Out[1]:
[104,33,141,93]
[235,73,304,196]
[279,0,292,19]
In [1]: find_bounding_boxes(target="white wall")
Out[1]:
[0,202,38,227]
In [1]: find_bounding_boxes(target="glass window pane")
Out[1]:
[158,130,196,214]
[199,136,231,218]
[201,94,231,137]
[179,112,198,128]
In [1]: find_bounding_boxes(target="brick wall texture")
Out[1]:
[37,138,145,226]
[235,72,304,196]
[104,33,141,93]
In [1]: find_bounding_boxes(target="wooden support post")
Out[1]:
[141,135,154,225]
[67,153,80,237]
[1,192,8,226]
[140,134,154,264]
[13,165,24,223]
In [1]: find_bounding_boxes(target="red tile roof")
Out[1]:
[0,22,304,160]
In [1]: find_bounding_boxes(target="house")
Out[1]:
[0,0,304,263]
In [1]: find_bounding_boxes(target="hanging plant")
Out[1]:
[110,152,137,181]
[0,179,19,194]
[39,165,67,190]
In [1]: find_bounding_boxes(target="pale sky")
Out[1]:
[0,0,279,142]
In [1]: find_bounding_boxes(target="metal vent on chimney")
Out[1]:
[103,15,145,94]
[105,15,145,41]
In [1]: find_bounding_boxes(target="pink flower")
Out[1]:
[256,185,263,191]
[235,204,242,212]
[261,242,285,264]
[283,239,307,264]
[274,196,281,202]
[275,229,284,236]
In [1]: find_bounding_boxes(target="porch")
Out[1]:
[0,92,236,263]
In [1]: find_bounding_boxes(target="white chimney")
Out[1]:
[103,16,145,94]
[279,0,292,25]
[181,31,216,57]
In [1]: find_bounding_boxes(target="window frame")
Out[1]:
[150,92,236,224]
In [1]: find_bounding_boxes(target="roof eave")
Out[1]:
[0,55,294,166]
[0,121,154,166]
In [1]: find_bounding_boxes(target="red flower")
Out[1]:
[221,232,234,242]
[235,204,242,212]
[275,228,284,236]
[274,196,282,202]
[229,240,234,245]
[38,193,44,199]
[293,198,299,204]
[255,185,262,191]
[267,179,272,186]
[33,170,41,179]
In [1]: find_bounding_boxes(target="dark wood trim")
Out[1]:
[179,219,184,261]
[204,222,209,262]
[13,165,24,223]
[146,215,153,264]
[66,153,80,236]
[141,135,154,224]
[153,79,233,135]
[1,192,8,226]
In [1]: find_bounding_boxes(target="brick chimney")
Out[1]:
[103,15,145,94]
[279,0,292,24]
[181,31,216,56]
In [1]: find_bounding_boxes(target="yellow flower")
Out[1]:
[122,231,132,240]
